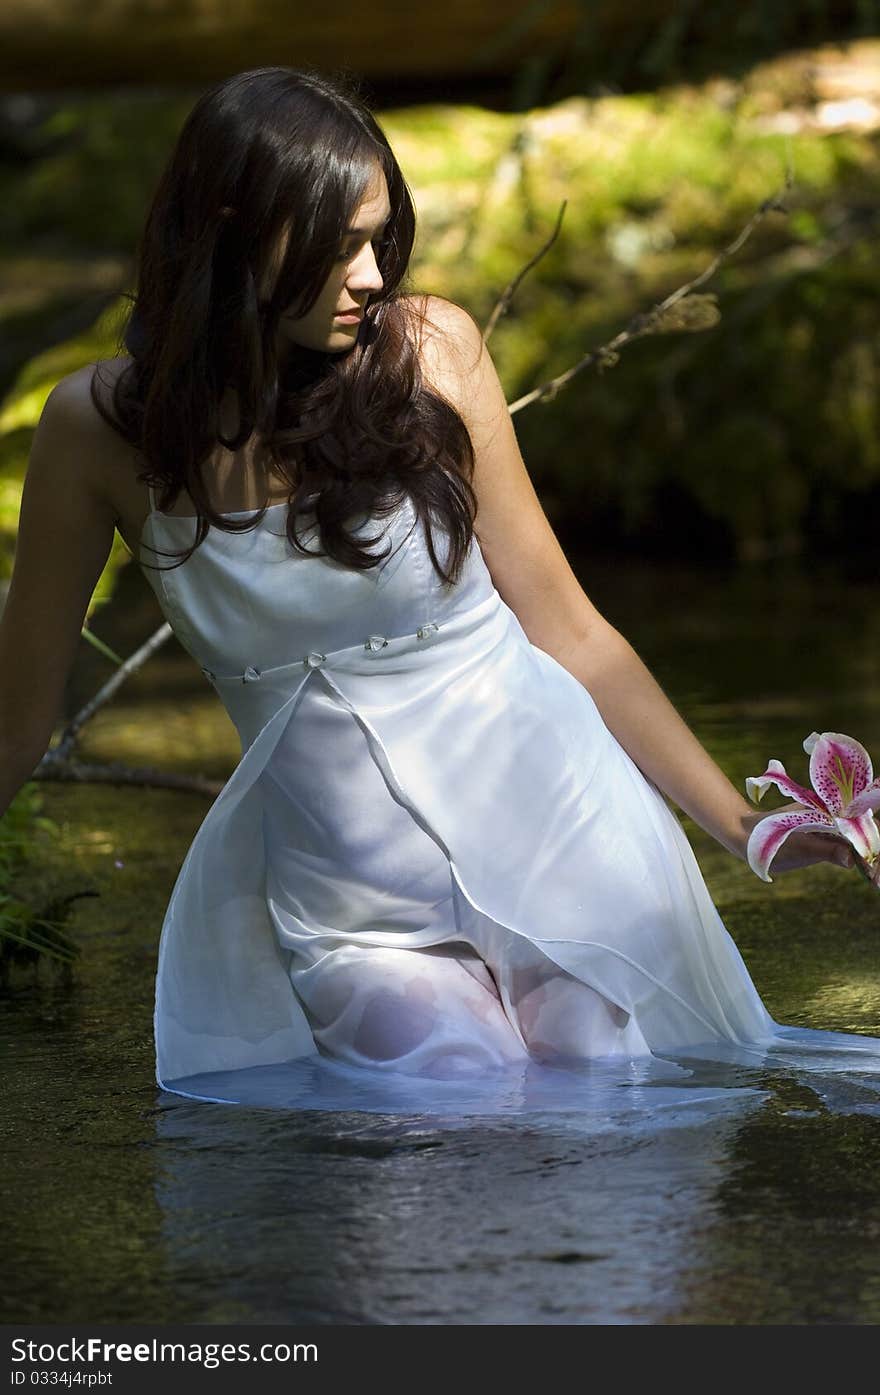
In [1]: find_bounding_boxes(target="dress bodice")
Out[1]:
[137,494,496,686]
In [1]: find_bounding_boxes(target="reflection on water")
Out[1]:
[154,1081,767,1326]
[4,557,880,1324]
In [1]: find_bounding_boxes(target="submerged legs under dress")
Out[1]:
[260,675,650,1078]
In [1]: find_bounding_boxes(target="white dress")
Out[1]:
[138,486,880,1108]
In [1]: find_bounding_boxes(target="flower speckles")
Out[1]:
[746,731,880,884]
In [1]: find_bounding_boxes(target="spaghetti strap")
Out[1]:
[146,481,157,513]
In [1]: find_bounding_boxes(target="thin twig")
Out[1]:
[482,199,568,343]
[33,754,223,800]
[506,165,795,417]
[53,622,174,760]
[654,204,876,433]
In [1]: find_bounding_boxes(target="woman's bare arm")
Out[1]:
[0,373,117,819]
[415,294,851,874]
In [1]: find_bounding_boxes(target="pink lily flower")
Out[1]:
[745,731,880,883]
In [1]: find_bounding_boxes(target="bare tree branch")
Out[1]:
[654,202,875,436]
[503,165,795,416]
[482,199,568,343]
[34,753,223,800]
[32,620,228,799]
[51,621,174,761]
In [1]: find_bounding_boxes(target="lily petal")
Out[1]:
[846,777,880,818]
[834,809,880,861]
[745,758,827,812]
[746,807,835,883]
[807,731,874,814]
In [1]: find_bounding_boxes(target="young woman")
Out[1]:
[1,66,874,1103]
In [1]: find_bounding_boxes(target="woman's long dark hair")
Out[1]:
[91,66,477,585]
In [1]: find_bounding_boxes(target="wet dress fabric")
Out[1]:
[138,487,880,1104]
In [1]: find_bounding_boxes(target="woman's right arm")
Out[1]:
[0,373,118,819]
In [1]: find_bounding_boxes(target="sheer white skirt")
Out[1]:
[260,679,650,1079]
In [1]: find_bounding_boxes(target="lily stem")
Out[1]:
[851,850,878,888]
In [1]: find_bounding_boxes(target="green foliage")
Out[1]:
[0,782,84,971]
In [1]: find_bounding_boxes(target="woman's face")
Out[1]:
[269,163,392,358]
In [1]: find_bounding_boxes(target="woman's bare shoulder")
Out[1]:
[48,356,133,428]
[399,291,478,328]
[40,357,139,501]
[398,293,483,397]
[42,357,133,455]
